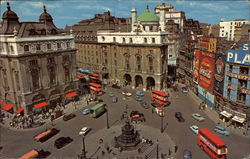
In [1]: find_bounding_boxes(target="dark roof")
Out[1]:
[39,5,53,23]
[2,2,18,20]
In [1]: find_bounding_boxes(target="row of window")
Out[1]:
[23,42,71,52]
[101,37,157,44]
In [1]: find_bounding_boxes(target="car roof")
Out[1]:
[191,125,198,128]
[215,125,225,130]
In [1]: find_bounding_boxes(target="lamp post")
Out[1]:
[156,139,159,159]
[161,112,164,133]
[79,135,86,159]
[106,105,109,129]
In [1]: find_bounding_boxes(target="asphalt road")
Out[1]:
[1,86,249,159]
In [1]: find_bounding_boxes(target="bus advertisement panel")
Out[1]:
[198,128,228,159]
[151,89,169,105]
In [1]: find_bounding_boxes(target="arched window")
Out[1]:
[24,45,29,52]
[31,69,39,89]
[136,55,141,71]
[148,56,153,72]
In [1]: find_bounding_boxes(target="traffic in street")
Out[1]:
[1,85,250,159]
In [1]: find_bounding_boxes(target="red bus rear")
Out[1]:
[89,74,101,83]
[198,128,228,159]
[151,89,169,105]
[89,82,103,95]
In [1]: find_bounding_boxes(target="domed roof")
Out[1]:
[39,5,53,22]
[137,6,159,22]
[2,2,18,20]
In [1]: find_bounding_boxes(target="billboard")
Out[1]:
[199,50,215,93]
[226,43,250,66]
[193,49,201,84]
[214,53,226,95]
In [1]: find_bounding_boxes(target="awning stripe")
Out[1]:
[1,103,14,111]
[15,107,24,114]
[65,92,78,98]
[34,102,48,109]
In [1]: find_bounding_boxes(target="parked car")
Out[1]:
[79,127,91,136]
[151,102,161,108]
[19,149,50,159]
[214,125,230,136]
[175,112,185,122]
[82,109,90,115]
[190,125,199,134]
[140,102,149,109]
[183,149,192,159]
[63,113,76,121]
[181,87,188,93]
[136,91,144,97]
[112,96,118,103]
[34,128,60,143]
[130,111,145,123]
[112,84,121,89]
[108,92,114,97]
[54,137,73,149]
[135,95,142,102]
[192,113,205,122]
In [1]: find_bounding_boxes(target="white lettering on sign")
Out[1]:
[235,54,242,63]
[227,52,233,61]
[243,44,249,51]
[242,54,250,64]
[200,68,211,78]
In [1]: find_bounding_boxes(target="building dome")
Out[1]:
[39,5,53,22]
[2,2,18,20]
[137,6,159,22]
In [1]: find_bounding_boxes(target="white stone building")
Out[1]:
[219,19,250,41]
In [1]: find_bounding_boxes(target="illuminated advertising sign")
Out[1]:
[193,49,201,84]
[214,53,226,95]
[227,43,250,65]
[199,50,215,93]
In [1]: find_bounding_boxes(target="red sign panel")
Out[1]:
[193,49,201,84]
[199,50,215,93]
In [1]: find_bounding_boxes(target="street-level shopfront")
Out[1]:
[215,94,248,128]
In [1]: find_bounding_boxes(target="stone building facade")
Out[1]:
[96,6,169,91]
[0,3,77,115]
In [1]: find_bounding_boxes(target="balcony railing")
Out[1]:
[147,70,154,74]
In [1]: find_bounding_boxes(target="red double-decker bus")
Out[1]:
[151,89,169,105]
[89,74,101,83]
[198,128,228,159]
[89,82,103,95]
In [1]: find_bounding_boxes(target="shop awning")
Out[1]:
[220,111,232,118]
[1,103,14,111]
[15,107,24,114]
[76,74,85,79]
[232,116,245,124]
[65,92,78,98]
[34,102,48,109]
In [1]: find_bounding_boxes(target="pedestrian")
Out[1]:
[138,148,141,154]
[168,148,171,156]
[99,138,103,144]
[174,145,178,153]
[87,100,89,105]
[152,109,154,114]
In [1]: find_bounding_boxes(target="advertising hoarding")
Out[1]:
[226,43,250,66]
[199,50,215,93]
[193,49,201,84]
[214,53,226,95]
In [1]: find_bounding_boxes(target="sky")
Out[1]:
[0,0,249,29]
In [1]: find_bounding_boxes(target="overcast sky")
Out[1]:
[0,0,249,28]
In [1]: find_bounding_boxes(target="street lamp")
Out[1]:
[78,134,86,159]
[161,112,164,133]
[156,139,159,159]
[106,105,109,129]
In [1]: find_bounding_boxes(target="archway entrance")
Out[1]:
[123,74,132,86]
[146,77,155,91]
[135,75,143,88]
